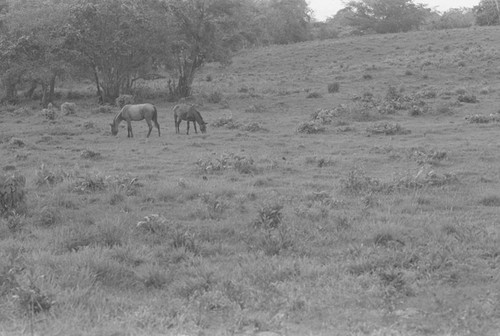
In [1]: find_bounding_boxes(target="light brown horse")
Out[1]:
[110,103,160,138]
[173,104,207,135]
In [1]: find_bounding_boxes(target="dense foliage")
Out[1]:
[343,0,430,34]
[0,0,312,104]
[473,0,500,25]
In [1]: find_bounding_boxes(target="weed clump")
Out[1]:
[327,82,340,93]
[465,114,500,123]
[211,115,240,129]
[296,121,325,134]
[366,122,410,135]
[251,202,293,255]
[458,93,478,103]
[205,90,223,104]
[115,94,134,108]
[0,174,27,217]
[306,91,322,99]
[80,150,102,160]
[196,152,257,175]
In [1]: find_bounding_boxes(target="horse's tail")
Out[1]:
[153,105,160,136]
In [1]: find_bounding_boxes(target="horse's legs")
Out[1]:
[127,120,133,137]
[186,121,190,135]
[155,120,160,136]
[194,122,198,134]
[146,119,153,138]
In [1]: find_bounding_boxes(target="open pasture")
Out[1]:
[1,27,500,335]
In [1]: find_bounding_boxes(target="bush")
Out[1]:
[206,91,223,104]
[306,91,322,99]
[196,152,258,175]
[115,95,134,108]
[327,82,340,93]
[91,105,113,114]
[0,174,27,217]
[297,121,325,134]
[60,102,77,115]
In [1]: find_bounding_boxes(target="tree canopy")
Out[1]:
[344,0,430,34]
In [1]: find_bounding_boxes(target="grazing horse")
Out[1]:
[173,104,207,135]
[110,103,160,138]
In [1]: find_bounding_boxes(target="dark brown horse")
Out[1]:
[173,104,207,135]
[110,103,160,138]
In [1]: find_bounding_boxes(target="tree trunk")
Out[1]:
[24,81,37,99]
[48,75,56,103]
[40,82,48,108]
[3,82,18,104]
[93,66,104,104]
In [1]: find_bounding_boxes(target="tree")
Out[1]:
[473,0,500,25]
[0,0,73,106]
[66,0,167,104]
[345,0,429,34]
[165,0,244,99]
[264,0,312,44]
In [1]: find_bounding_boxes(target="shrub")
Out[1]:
[327,82,340,93]
[211,115,240,129]
[196,152,257,175]
[366,122,411,135]
[297,121,325,134]
[0,174,27,217]
[34,164,66,187]
[115,94,134,108]
[458,94,478,103]
[60,102,77,115]
[91,105,113,114]
[251,202,293,256]
[306,91,322,99]
[206,91,223,104]
[80,150,102,160]
[244,104,266,113]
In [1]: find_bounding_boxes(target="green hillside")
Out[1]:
[1,26,500,336]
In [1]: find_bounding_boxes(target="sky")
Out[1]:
[307,0,481,21]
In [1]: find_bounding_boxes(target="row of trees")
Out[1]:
[0,0,312,106]
[330,0,499,35]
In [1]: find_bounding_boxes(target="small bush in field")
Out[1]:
[252,202,293,255]
[196,152,257,175]
[80,150,102,160]
[327,82,340,93]
[306,91,322,99]
[91,105,113,114]
[171,229,199,255]
[458,93,478,103]
[115,94,134,108]
[478,195,500,206]
[71,173,106,194]
[35,164,66,187]
[297,121,325,134]
[366,122,410,135]
[0,174,27,217]
[35,206,60,227]
[206,91,223,104]
[340,168,381,195]
[211,115,240,129]
[244,104,266,113]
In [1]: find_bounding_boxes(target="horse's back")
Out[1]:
[122,103,156,120]
[173,103,198,120]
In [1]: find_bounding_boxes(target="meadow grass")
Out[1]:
[1,27,500,335]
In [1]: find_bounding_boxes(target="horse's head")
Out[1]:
[110,122,118,136]
[200,122,207,134]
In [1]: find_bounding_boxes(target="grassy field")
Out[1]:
[1,26,500,336]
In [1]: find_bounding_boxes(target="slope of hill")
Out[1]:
[1,26,500,336]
